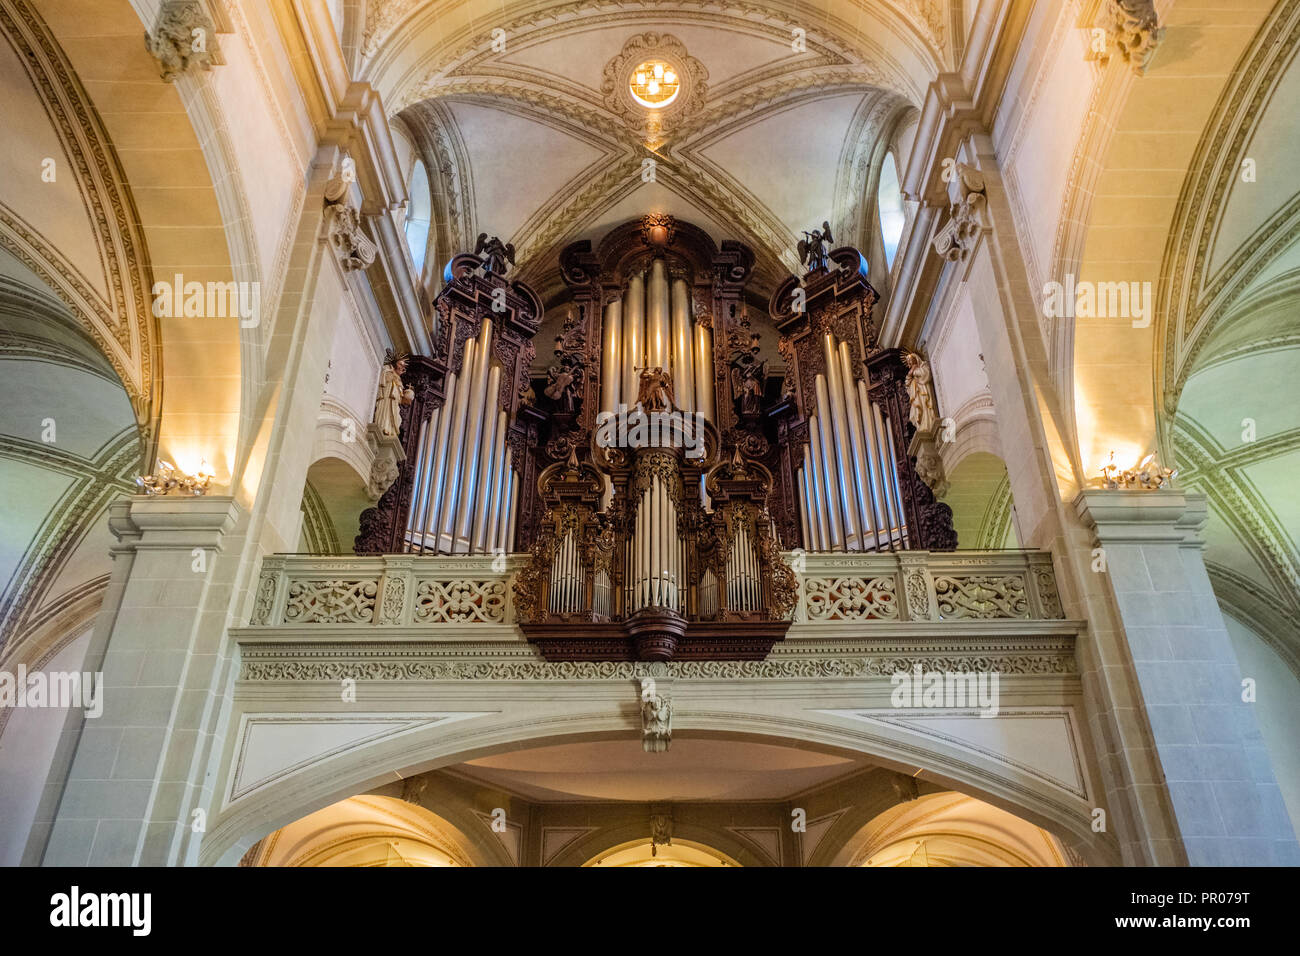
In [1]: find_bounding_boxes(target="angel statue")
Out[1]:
[728,332,767,416]
[543,336,583,414]
[635,366,675,412]
[474,233,515,275]
[798,221,834,272]
[903,351,939,436]
[373,348,415,438]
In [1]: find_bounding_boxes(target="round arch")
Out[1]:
[203,712,1116,867]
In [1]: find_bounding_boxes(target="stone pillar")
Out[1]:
[1077,489,1300,865]
[41,495,241,866]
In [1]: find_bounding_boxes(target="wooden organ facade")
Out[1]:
[356,216,954,661]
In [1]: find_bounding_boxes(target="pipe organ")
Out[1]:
[357,215,954,660]
[403,318,519,554]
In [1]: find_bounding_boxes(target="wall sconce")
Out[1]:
[1100,451,1176,490]
[135,460,213,496]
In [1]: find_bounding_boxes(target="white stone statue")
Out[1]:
[374,351,414,438]
[903,351,939,435]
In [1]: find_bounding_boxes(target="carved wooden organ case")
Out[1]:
[359,218,953,662]
[767,247,956,557]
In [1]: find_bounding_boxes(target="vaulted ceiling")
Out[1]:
[364,0,950,298]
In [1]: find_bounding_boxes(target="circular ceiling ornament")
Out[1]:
[629,59,681,109]
[601,33,707,141]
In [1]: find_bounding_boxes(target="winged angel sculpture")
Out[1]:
[798,221,833,272]
[475,233,515,275]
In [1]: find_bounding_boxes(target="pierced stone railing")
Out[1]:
[246,550,1065,629]
[787,550,1065,623]
[249,554,527,628]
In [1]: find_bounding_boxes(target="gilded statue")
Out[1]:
[373,349,414,438]
[903,351,939,435]
[636,366,675,412]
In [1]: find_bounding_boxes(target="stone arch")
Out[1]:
[1062,0,1294,479]
[5,0,266,489]
[574,832,748,867]
[826,791,1074,866]
[202,707,1112,866]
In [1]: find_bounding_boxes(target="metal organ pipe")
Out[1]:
[835,340,875,547]
[408,413,435,550]
[623,272,645,402]
[806,420,832,551]
[694,318,714,425]
[457,362,500,550]
[434,339,476,550]
[855,379,888,549]
[471,409,506,553]
[647,259,669,372]
[823,334,861,550]
[670,278,694,413]
[793,332,914,553]
[877,404,909,548]
[601,299,622,413]
[860,382,898,551]
[505,467,519,552]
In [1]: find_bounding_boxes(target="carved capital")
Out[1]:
[145,1,223,82]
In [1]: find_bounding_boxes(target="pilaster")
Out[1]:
[1077,489,1300,865]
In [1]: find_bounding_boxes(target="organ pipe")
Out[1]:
[457,362,500,550]
[433,338,476,550]
[838,342,875,542]
[403,317,521,557]
[647,259,669,371]
[623,273,645,401]
[793,331,911,553]
[822,335,861,550]
[694,319,714,424]
[601,299,622,412]
[670,277,694,413]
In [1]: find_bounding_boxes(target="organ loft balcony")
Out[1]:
[248,216,1074,662]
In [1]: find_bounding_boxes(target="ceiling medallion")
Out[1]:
[601,33,707,148]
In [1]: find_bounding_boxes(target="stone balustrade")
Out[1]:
[248,549,1066,629]
[789,550,1065,623]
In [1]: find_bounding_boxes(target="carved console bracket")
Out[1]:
[639,676,672,753]
[365,424,406,501]
[145,0,225,82]
[1091,0,1165,76]
[931,163,987,263]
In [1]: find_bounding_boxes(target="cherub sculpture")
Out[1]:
[798,221,834,272]
[474,233,515,275]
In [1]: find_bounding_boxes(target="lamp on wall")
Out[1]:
[135,459,214,496]
[1099,451,1176,490]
